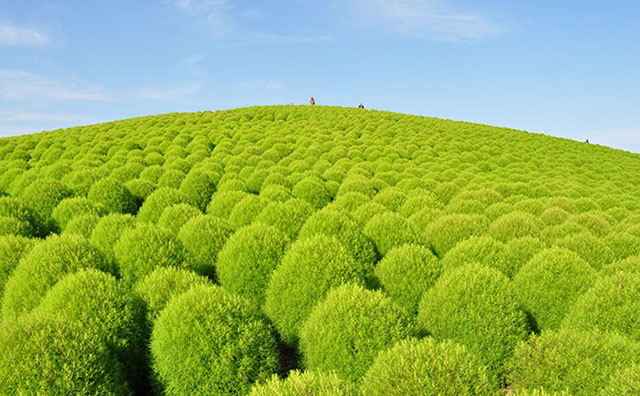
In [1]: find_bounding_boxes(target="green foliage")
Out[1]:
[601,363,640,396]
[90,213,137,266]
[206,190,250,219]
[424,214,488,257]
[363,211,422,255]
[508,329,640,396]
[254,198,314,239]
[0,313,132,395]
[264,234,368,345]
[300,283,415,383]
[134,267,211,323]
[114,223,189,284]
[151,284,279,396]
[137,187,191,223]
[489,211,542,242]
[88,177,137,214]
[605,231,640,261]
[179,170,217,211]
[292,176,332,209]
[63,213,100,238]
[0,196,41,237]
[22,177,73,233]
[553,231,615,269]
[228,194,269,228]
[51,197,106,231]
[217,223,288,308]
[513,248,596,330]
[1,234,109,320]
[374,244,441,315]
[600,255,640,276]
[418,263,530,383]
[124,178,157,204]
[361,337,498,396]
[177,214,234,278]
[0,235,34,300]
[441,235,510,275]
[562,272,640,340]
[157,203,202,235]
[248,370,356,396]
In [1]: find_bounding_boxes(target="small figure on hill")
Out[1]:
[289,102,294,105]
[309,97,316,106]
[585,139,590,144]
[358,103,365,109]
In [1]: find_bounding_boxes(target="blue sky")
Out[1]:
[1,1,639,152]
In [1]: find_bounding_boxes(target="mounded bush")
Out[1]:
[441,235,510,275]
[228,194,269,228]
[300,283,415,383]
[157,203,202,235]
[177,214,234,278]
[206,190,250,219]
[90,213,137,266]
[254,198,314,239]
[292,176,332,209]
[34,269,147,393]
[424,213,488,257]
[114,223,189,284]
[0,313,131,395]
[418,263,530,382]
[600,255,640,276]
[137,187,191,223]
[248,370,356,396]
[157,168,186,189]
[363,211,422,256]
[329,191,370,213]
[510,389,571,396]
[374,243,441,315]
[601,363,640,396]
[124,178,157,205]
[179,170,217,211]
[0,216,31,237]
[51,197,106,231]
[134,267,212,323]
[63,213,100,238]
[0,235,34,299]
[562,271,640,340]
[151,284,279,396]
[0,196,41,237]
[352,201,390,225]
[1,234,109,320]
[489,211,542,242]
[259,184,291,202]
[88,177,137,214]
[22,177,73,233]
[539,222,587,245]
[501,236,545,278]
[553,231,615,270]
[372,187,407,211]
[217,223,288,308]
[361,337,498,396]
[264,234,368,345]
[513,247,596,330]
[604,231,640,261]
[508,329,640,396]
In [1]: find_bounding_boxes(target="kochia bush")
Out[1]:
[299,283,415,383]
[441,236,509,275]
[177,214,234,279]
[179,169,217,211]
[424,214,488,257]
[22,177,73,233]
[553,231,615,270]
[157,203,202,235]
[360,337,498,396]
[489,211,542,242]
[0,235,34,299]
[254,198,314,239]
[264,234,368,345]
[63,213,100,238]
[137,187,191,223]
[363,211,422,256]
[150,285,279,396]
[88,177,137,214]
[292,176,332,209]
[90,213,137,267]
[51,197,106,231]
[248,370,356,396]
[601,363,640,396]
[0,196,41,237]
[228,194,269,228]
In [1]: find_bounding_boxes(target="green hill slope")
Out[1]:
[1,105,640,395]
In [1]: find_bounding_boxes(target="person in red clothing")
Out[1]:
[309,97,315,105]
[358,102,365,109]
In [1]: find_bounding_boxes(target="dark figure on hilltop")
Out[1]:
[309,97,315,105]
[359,103,365,109]
[585,139,590,144]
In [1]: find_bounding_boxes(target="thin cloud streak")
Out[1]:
[0,22,49,46]
[0,69,108,101]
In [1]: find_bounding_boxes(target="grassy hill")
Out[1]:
[0,105,639,395]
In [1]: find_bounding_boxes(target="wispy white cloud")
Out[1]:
[0,69,108,101]
[0,112,102,138]
[238,80,285,90]
[343,0,505,42]
[170,0,235,37]
[183,54,205,64]
[0,22,49,46]
[128,82,203,100]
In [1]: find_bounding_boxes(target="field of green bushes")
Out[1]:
[1,105,639,395]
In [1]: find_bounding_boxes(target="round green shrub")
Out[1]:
[600,255,640,276]
[539,222,588,245]
[179,170,217,211]
[217,177,249,192]
[157,168,186,189]
[361,337,498,396]
[264,234,368,345]
[177,214,234,278]
[292,177,332,209]
[63,213,100,238]
[374,244,441,315]
[363,211,422,256]
[0,196,41,237]
[157,203,202,235]
[441,235,510,275]
[489,211,542,242]
[134,267,212,323]
[605,232,640,261]
[298,207,379,275]
[423,213,488,257]
[124,178,157,205]
[206,190,251,219]
[562,272,640,340]
[248,370,356,396]
[1,234,109,320]
[114,223,189,284]
[352,201,390,226]
[508,329,640,396]
[510,389,571,396]
[217,223,288,308]
[22,177,73,232]
[140,165,165,183]
[329,191,370,213]
[372,187,407,211]
[300,283,415,383]
[228,194,269,228]
[0,235,34,299]
[568,212,611,237]
[137,187,191,223]
[397,191,444,218]
[88,177,137,215]
[501,236,546,278]
[90,213,137,266]
[601,363,640,396]
[0,313,131,395]
[418,263,530,382]
[513,248,596,330]
[151,284,279,396]
[259,184,291,202]
[0,216,31,237]
[553,231,615,270]
[51,197,106,231]
[254,198,314,239]
[34,269,147,393]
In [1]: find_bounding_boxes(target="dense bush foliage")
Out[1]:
[151,284,279,396]
[361,337,498,396]
[248,370,356,396]
[299,283,415,383]
[3,105,640,394]
[601,363,640,396]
